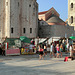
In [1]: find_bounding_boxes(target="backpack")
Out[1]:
[64,57,68,62]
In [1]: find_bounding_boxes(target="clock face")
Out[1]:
[14,40,21,47]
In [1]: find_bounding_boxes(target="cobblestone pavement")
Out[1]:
[0,53,75,75]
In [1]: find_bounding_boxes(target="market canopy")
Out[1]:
[39,38,49,44]
[69,36,75,40]
[20,36,31,43]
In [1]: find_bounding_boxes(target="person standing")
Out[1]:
[62,40,66,52]
[2,44,5,56]
[50,43,53,58]
[0,43,2,55]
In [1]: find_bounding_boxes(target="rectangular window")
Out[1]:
[30,28,32,33]
[71,16,73,23]
[11,28,13,33]
[23,28,26,33]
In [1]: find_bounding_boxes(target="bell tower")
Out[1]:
[68,0,75,30]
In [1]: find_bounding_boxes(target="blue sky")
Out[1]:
[37,0,68,21]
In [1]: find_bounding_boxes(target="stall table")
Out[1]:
[6,49,20,56]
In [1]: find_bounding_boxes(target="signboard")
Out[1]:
[4,38,21,48]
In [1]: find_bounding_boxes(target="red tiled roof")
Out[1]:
[38,11,48,15]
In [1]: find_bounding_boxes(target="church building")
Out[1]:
[38,7,74,38]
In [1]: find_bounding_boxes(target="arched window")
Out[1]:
[71,3,73,8]
[71,16,73,23]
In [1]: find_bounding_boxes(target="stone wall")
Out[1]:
[38,25,51,38]
[39,20,49,26]
[39,24,74,38]
[51,25,74,37]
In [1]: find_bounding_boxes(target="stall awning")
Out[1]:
[20,36,31,43]
[69,36,75,40]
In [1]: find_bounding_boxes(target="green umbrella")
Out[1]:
[69,36,75,40]
[20,36,31,43]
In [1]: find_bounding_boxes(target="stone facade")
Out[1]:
[39,23,74,38]
[0,0,38,42]
[68,0,75,30]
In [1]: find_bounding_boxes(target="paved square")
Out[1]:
[0,53,75,75]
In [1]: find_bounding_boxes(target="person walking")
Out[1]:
[29,43,34,53]
[39,45,44,60]
[69,45,73,57]
[60,44,63,57]
[56,44,60,58]
[66,42,69,53]
[44,44,47,56]
[50,43,56,58]
[42,43,44,50]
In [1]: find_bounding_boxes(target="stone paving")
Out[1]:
[0,53,75,75]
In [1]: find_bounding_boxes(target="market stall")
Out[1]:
[3,38,21,56]
[20,36,35,55]
[69,36,75,59]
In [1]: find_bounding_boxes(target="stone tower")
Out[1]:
[0,0,38,43]
[68,0,75,30]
